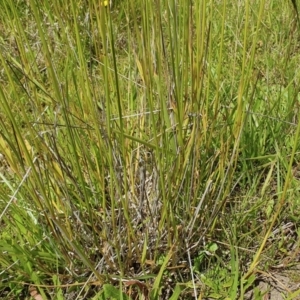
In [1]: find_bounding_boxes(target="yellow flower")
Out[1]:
[101,0,108,6]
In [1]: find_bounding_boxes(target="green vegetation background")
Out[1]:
[0,0,300,299]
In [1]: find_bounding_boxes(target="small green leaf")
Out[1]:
[242,273,256,291]
[101,284,131,300]
[208,242,218,253]
[208,292,223,299]
[151,246,174,300]
[169,283,185,300]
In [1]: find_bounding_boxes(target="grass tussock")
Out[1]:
[1,0,300,299]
